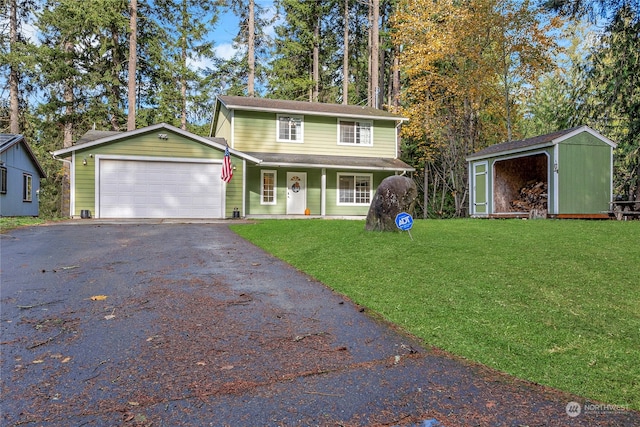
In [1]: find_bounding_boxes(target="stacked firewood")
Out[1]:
[510,181,548,212]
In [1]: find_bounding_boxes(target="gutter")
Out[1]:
[51,151,72,164]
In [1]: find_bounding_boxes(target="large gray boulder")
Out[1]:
[365,175,417,231]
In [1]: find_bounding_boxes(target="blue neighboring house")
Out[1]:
[1,134,47,217]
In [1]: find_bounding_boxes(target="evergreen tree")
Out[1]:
[152,0,219,130]
[580,5,640,202]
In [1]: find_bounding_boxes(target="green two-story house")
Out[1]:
[52,96,413,219]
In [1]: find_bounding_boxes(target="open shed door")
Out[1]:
[472,162,488,215]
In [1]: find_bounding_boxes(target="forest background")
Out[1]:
[1,0,639,218]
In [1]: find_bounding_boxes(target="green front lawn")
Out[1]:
[231,219,640,410]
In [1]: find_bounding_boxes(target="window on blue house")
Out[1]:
[1,167,6,194]
[23,173,32,202]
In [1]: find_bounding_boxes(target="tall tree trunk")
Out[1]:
[370,0,379,108]
[180,0,188,130]
[312,15,320,102]
[62,40,74,217]
[127,0,137,131]
[342,0,349,105]
[391,44,400,112]
[503,54,512,142]
[9,0,20,134]
[109,26,121,131]
[247,0,255,97]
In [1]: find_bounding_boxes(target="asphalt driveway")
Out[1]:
[1,222,638,426]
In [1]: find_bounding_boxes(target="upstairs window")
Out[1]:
[337,173,372,205]
[23,173,32,202]
[338,119,372,146]
[277,115,303,142]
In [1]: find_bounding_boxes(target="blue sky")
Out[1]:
[210,1,278,62]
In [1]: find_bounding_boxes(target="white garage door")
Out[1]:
[98,159,223,218]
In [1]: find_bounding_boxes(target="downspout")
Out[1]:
[395,120,402,159]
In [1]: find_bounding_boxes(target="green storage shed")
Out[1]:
[466,126,616,219]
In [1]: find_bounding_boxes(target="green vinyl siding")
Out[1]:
[212,104,232,142]
[232,110,398,158]
[245,167,322,215]
[558,134,611,214]
[223,159,243,218]
[245,166,394,216]
[325,171,394,216]
[72,129,232,217]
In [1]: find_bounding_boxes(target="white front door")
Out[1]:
[286,172,306,214]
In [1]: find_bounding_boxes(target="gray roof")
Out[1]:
[466,126,616,161]
[51,123,258,161]
[0,134,47,177]
[74,130,121,146]
[217,95,407,121]
[246,152,414,172]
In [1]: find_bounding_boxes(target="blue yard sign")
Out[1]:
[395,212,414,240]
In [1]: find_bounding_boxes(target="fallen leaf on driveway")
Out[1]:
[104,314,116,320]
[61,357,71,363]
[128,401,139,406]
[32,359,44,364]
[90,295,108,301]
[196,361,206,366]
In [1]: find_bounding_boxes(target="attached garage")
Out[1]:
[51,123,258,219]
[97,158,222,218]
[467,126,616,219]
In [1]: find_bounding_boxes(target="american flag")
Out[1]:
[221,146,233,183]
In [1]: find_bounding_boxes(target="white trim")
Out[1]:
[553,125,617,148]
[471,161,489,216]
[276,114,304,143]
[52,123,261,164]
[610,146,614,205]
[321,168,326,216]
[466,126,617,162]
[337,118,373,146]
[260,170,278,205]
[257,161,411,172]
[230,110,235,149]
[218,99,407,122]
[553,144,559,215]
[336,172,373,206]
[96,154,223,164]
[242,159,246,216]
[71,152,76,216]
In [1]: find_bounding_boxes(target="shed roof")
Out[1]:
[217,95,407,122]
[0,134,47,178]
[466,126,616,161]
